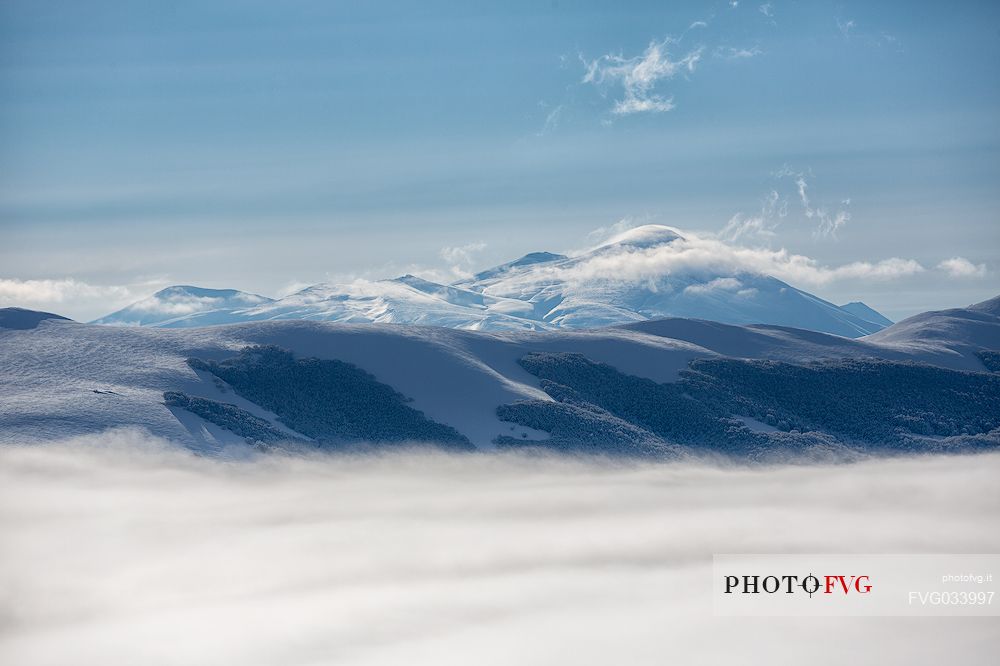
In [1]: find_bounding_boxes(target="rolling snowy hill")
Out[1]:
[93,286,274,327]
[92,226,890,338]
[4,295,998,457]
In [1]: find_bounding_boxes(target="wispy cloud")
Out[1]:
[715,45,763,59]
[683,276,745,295]
[440,241,488,279]
[937,257,989,278]
[723,167,851,241]
[837,18,856,38]
[836,16,903,51]
[586,217,654,245]
[539,103,564,134]
[575,8,766,120]
[787,170,851,239]
[582,40,703,115]
[720,189,787,241]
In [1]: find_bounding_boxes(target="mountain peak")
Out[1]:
[599,224,685,251]
[838,301,893,327]
[470,251,567,282]
[153,285,257,299]
[92,285,274,327]
[89,230,896,337]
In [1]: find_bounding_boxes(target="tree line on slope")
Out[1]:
[494,352,1000,456]
[186,346,473,450]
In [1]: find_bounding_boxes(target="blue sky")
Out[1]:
[1,0,998,321]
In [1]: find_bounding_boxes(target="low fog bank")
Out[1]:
[1,430,998,665]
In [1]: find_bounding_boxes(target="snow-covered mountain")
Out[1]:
[866,295,1000,366]
[838,301,894,328]
[92,226,890,337]
[0,306,69,330]
[5,295,998,457]
[93,286,274,327]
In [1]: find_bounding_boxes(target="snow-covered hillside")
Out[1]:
[866,295,1000,368]
[839,301,894,327]
[93,286,274,327]
[4,295,998,456]
[92,226,890,338]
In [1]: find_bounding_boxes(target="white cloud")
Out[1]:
[613,95,676,115]
[578,13,766,117]
[441,241,487,266]
[759,3,773,18]
[582,40,703,115]
[1,434,997,665]
[837,17,902,50]
[127,289,267,316]
[837,18,856,38]
[792,172,851,239]
[541,104,564,133]
[0,277,184,322]
[720,189,786,241]
[732,167,851,240]
[440,241,488,279]
[132,295,217,316]
[586,217,642,244]
[279,280,316,297]
[937,257,988,278]
[683,277,743,295]
[564,225,925,288]
[0,277,131,305]
[716,45,763,59]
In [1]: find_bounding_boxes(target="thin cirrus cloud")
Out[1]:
[715,45,763,59]
[577,11,765,118]
[721,168,851,242]
[581,39,703,115]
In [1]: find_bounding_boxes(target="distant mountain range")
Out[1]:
[93,226,891,338]
[3,294,997,458]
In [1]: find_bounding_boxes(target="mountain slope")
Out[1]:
[93,286,274,327]
[865,295,1000,368]
[91,226,893,338]
[0,307,70,330]
[840,301,894,327]
[5,296,997,455]
[452,226,888,336]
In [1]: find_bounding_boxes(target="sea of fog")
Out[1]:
[1,430,998,665]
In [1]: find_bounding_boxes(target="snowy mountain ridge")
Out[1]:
[92,226,892,338]
[3,294,997,456]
